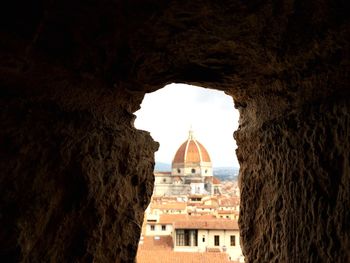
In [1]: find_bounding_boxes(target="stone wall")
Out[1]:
[1,90,158,262]
[237,95,350,262]
[0,0,349,262]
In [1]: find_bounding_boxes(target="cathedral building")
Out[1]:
[154,130,214,196]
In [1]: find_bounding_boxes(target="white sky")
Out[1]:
[134,83,240,167]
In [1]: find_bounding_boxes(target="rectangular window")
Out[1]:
[161,225,166,231]
[214,235,220,246]
[176,230,184,246]
[184,230,190,246]
[230,235,236,246]
[191,230,198,246]
[176,230,198,246]
[150,225,155,231]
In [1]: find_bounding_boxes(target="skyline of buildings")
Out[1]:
[137,129,243,263]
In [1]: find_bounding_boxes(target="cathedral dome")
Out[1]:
[172,130,211,164]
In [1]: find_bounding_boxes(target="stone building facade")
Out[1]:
[154,130,214,196]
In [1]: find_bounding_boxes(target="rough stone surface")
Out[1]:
[1,97,158,262]
[0,0,349,262]
[237,96,350,262]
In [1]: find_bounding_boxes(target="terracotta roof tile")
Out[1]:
[191,214,217,220]
[217,210,239,215]
[219,197,240,207]
[151,202,187,210]
[156,214,217,224]
[174,219,239,230]
[158,214,188,224]
[196,205,217,209]
[136,250,233,263]
[190,211,212,215]
[138,236,173,251]
[213,177,221,184]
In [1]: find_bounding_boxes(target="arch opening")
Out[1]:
[134,83,244,262]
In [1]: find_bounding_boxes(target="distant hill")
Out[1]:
[213,167,240,182]
[155,163,239,181]
[154,162,171,171]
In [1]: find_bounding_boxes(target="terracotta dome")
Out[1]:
[172,130,211,164]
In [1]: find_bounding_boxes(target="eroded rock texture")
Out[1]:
[0,0,349,262]
[1,94,158,262]
[237,96,350,262]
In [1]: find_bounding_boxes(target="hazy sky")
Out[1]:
[134,83,240,167]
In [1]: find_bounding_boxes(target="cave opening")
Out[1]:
[133,83,243,262]
[1,0,348,262]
